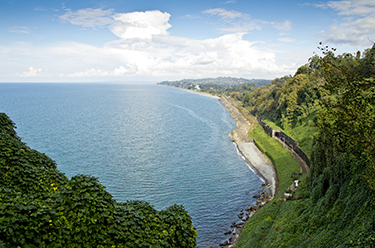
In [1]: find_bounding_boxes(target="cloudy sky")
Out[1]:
[1,0,374,82]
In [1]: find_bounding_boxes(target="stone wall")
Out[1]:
[258,120,273,137]
[258,119,312,168]
[293,146,312,168]
[274,131,298,149]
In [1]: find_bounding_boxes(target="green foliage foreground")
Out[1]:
[0,113,197,248]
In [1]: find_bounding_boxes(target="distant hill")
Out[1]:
[157,77,271,91]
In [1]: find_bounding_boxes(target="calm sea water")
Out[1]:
[0,83,263,247]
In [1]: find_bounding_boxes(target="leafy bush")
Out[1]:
[0,113,197,247]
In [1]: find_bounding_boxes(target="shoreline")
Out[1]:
[176,87,277,247]
[218,96,276,248]
[178,88,276,190]
[218,96,276,196]
[158,84,221,99]
[180,88,221,99]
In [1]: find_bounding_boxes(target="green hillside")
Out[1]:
[158,77,271,93]
[235,44,375,247]
[0,113,197,247]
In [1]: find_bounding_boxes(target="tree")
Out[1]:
[315,43,375,192]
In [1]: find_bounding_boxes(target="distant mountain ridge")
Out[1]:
[158,77,271,90]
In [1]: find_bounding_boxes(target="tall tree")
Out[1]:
[315,44,375,192]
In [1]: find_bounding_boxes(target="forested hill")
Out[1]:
[231,44,375,247]
[157,77,271,92]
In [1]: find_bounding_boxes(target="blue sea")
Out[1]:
[0,83,263,247]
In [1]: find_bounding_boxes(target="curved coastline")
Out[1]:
[218,95,277,247]
[218,96,276,196]
[171,87,277,190]
[173,88,277,247]
[167,87,277,191]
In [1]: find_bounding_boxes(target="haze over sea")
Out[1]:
[0,83,262,247]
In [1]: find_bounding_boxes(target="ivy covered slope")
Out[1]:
[236,45,375,247]
[0,113,197,248]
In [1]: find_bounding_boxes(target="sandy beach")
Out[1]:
[181,88,221,99]
[219,96,276,196]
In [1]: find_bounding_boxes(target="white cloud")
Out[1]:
[111,10,171,40]
[181,14,201,19]
[60,8,172,40]
[67,68,109,77]
[272,20,292,31]
[113,65,135,76]
[320,15,375,46]
[325,0,375,16]
[312,3,328,9]
[316,0,375,46]
[278,37,295,43]
[203,8,243,19]
[102,32,287,78]
[8,26,31,34]
[68,65,138,77]
[1,9,299,81]
[33,31,288,80]
[219,20,264,33]
[17,67,43,77]
[203,8,292,34]
[34,6,47,11]
[59,8,115,29]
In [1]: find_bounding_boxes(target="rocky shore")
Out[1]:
[217,96,276,248]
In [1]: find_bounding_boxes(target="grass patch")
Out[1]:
[236,123,375,248]
[249,123,300,192]
[283,114,318,159]
[263,119,282,130]
[236,198,281,248]
[236,123,302,247]
[263,113,319,160]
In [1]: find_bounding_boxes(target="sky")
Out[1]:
[0,0,374,82]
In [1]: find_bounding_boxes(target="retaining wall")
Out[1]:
[258,119,312,168]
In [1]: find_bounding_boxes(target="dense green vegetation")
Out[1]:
[158,77,271,94]
[230,65,321,157]
[235,44,375,247]
[0,113,197,247]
